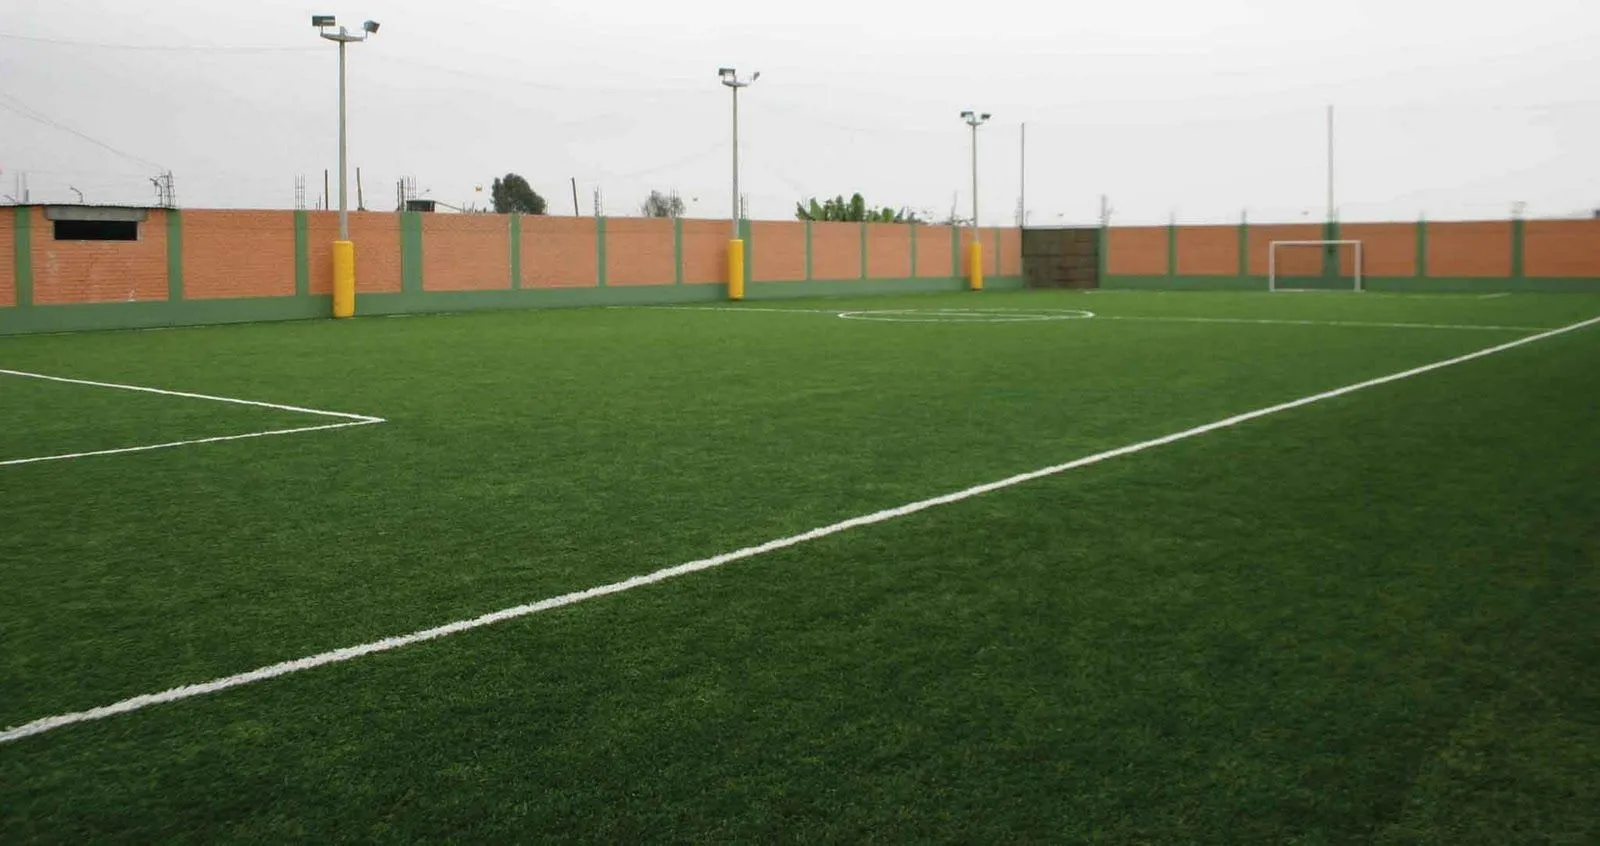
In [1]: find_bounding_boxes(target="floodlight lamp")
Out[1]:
[960,110,974,118]
[363,20,380,33]
[312,14,336,27]
[751,71,761,81]
[718,67,735,77]
[981,113,992,120]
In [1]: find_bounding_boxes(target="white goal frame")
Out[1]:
[1268,240,1364,292]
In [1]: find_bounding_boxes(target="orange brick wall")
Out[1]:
[306,211,402,294]
[1429,221,1511,278]
[1338,223,1415,277]
[31,208,169,304]
[681,220,728,285]
[915,225,954,277]
[424,215,510,291]
[523,217,597,288]
[1247,224,1323,276]
[1524,219,1600,278]
[605,218,674,286]
[183,210,296,300]
[1107,227,1168,276]
[810,222,860,281]
[999,228,1022,277]
[0,211,14,307]
[867,224,912,279]
[1176,226,1238,276]
[752,222,806,282]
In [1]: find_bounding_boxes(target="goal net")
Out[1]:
[1269,240,1363,292]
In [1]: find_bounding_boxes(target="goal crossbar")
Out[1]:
[1268,240,1363,292]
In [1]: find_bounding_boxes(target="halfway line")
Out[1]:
[3,314,1596,745]
[621,306,1547,332]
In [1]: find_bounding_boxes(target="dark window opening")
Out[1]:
[54,219,139,241]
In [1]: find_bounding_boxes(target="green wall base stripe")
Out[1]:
[0,296,334,336]
[0,275,1029,336]
[1101,274,1600,294]
[13,206,32,308]
[166,209,184,301]
[293,210,310,297]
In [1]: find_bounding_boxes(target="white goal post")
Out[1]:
[1268,240,1364,292]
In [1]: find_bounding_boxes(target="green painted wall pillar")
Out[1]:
[1322,219,1341,281]
[595,216,608,287]
[1416,219,1429,278]
[1097,224,1108,287]
[739,218,752,283]
[510,213,523,290]
[400,211,424,294]
[165,209,184,301]
[1237,221,1250,280]
[1166,221,1177,278]
[908,222,917,279]
[673,217,684,285]
[294,210,310,297]
[1511,218,1526,279]
[859,222,868,280]
[14,205,34,308]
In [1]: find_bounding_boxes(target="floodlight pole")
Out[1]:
[719,68,758,299]
[961,110,991,290]
[732,82,740,238]
[315,15,377,318]
[338,39,348,239]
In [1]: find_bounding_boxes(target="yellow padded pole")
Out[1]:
[332,240,355,318]
[728,239,745,301]
[968,240,984,291]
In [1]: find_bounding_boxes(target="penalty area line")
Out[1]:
[0,369,385,423]
[0,420,384,468]
[3,313,1596,745]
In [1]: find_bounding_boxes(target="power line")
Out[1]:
[0,92,166,171]
[0,32,319,53]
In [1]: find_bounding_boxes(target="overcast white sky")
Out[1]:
[2,0,1597,224]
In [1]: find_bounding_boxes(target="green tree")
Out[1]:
[640,189,686,218]
[490,173,547,215]
[795,193,917,223]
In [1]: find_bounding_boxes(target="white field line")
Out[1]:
[0,369,386,468]
[0,369,385,423]
[1479,292,1513,300]
[1096,315,1547,332]
[3,314,1595,745]
[0,421,382,468]
[618,305,1549,333]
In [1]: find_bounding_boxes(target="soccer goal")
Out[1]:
[1268,240,1364,292]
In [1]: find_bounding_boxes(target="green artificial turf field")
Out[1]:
[2,290,1598,842]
